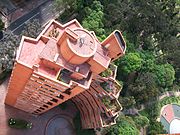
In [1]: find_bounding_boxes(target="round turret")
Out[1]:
[60,28,96,64]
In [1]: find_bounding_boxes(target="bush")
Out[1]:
[101,96,111,108]
[8,118,32,129]
[119,96,136,109]
[100,68,112,77]
[139,101,166,135]
[147,121,166,135]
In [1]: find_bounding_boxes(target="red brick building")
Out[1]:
[5,19,126,129]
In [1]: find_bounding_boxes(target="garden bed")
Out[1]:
[100,80,122,96]
[101,96,121,112]
[99,64,117,78]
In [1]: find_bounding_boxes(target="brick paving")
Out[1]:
[0,78,77,135]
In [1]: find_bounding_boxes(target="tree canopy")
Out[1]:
[154,64,175,88]
[0,31,20,72]
[116,52,143,74]
[54,0,179,134]
[81,1,106,41]
[21,19,42,38]
[133,115,149,129]
[108,115,140,135]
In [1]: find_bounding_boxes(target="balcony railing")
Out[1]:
[101,96,121,113]
[101,113,117,127]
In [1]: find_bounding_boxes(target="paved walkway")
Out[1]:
[0,78,78,135]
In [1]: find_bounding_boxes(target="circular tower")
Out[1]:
[60,28,96,65]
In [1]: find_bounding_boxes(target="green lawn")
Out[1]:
[159,96,180,108]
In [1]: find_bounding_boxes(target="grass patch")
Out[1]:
[159,96,180,108]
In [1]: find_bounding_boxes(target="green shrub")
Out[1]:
[133,116,149,129]
[108,115,140,135]
[100,68,113,77]
[100,82,111,92]
[8,118,32,129]
[101,96,111,108]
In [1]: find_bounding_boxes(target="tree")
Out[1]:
[0,31,20,73]
[119,96,136,109]
[53,1,178,134]
[134,116,149,129]
[153,64,175,88]
[82,1,106,40]
[139,51,156,72]
[166,41,180,84]
[102,0,179,50]
[21,19,42,38]
[108,115,139,135]
[129,72,159,103]
[116,52,143,74]
[54,0,64,11]
[148,121,166,135]
[56,0,99,23]
[54,0,78,12]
